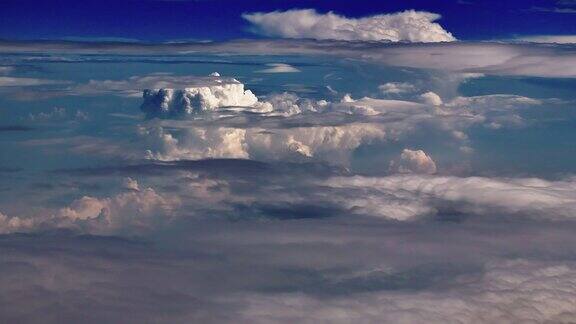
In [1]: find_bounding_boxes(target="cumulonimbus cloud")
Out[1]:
[243,9,456,43]
[141,78,260,118]
[138,86,542,165]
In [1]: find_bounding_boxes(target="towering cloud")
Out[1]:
[243,9,456,43]
[137,84,544,165]
[140,75,261,118]
[420,91,443,106]
[389,149,437,174]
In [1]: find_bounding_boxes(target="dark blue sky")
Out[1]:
[0,0,575,41]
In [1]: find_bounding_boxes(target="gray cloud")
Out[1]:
[325,174,576,220]
[233,259,576,323]
[2,215,576,323]
[6,168,576,236]
[1,40,575,78]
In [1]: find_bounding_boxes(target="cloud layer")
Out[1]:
[4,169,576,235]
[2,40,576,78]
[2,211,576,323]
[137,84,542,165]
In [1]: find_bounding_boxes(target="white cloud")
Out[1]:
[516,35,576,44]
[258,92,326,116]
[364,42,576,78]
[200,40,576,78]
[2,180,181,235]
[5,169,576,236]
[28,107,66,121]
[12,72,540,166]
[0,212,34,234]
[28,107,89,122]
[420,91,443,106]
[72,73,255,99]
[138,91,543,164]
[140,74,265,118]
[0,76,69,87]
[142,126,250,160]
[256,63,301,73]
[137,90,425,163]
[122,177,140,191]
[325,175,576,220]
[378,82,417,94]
[142,123,386,164]
[447,94,541,107]
[243,9,456,43]
[247,124,386,162]
[389,149,437,175]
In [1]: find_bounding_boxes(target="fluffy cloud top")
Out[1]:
[420,91,443,106]
[138,88,543,164]
[55,186,179,234]
[389,149,437,175]
[72,73,249,98]
[0,212,33,234]
[243,9,456,43]
[142,123,386,163]
[140,74,261,118]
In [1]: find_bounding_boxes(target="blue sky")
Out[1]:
[1,0,575,41]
